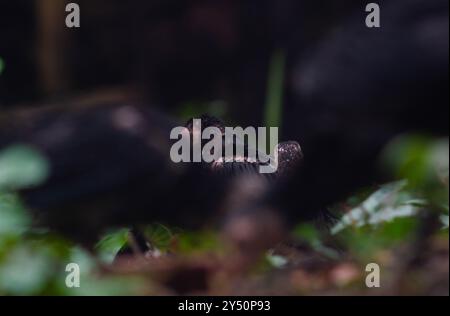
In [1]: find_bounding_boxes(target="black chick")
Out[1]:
[185,114,303,179]
[0,104,229,245]
[1,105,304,250]
[117,114,303,258]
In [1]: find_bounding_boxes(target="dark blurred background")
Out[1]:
[0,0,367,125]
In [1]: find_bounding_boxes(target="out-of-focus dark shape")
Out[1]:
[185,115,303,179]
[0,1,37,104]
[0,105,303,249]
[0,104,228,245]
[0,0,363,124]
[277,0,449,223]
[116,114,303,259]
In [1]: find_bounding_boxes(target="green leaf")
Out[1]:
[331,181,421,234]
[176,230,220,254]
[294,223,320,244]
[337,217,419,260]
[95,229,129,263]
[382,136,449,190]
[0,246,53,295]
[266,251,288,269]
[0,193,31,236]
[441,215,449,229]
[294,223,340,260]
[143,224,175,251]
[0,145,50,190]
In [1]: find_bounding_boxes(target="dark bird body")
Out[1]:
[0,106,302,247]
[0,105,230,244]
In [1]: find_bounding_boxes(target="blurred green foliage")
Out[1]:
[330,136,449,261]
[295,223,340,260]
[0,145,50,191]
[0,145,144,295]
[331,181,422,235]
[0,135,448,295]
[0,56,4,75]
[95,228,129,263]
[383,135,449,191]
[0,193,30,236]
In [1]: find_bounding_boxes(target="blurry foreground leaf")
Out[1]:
[176,230,220,254]
[0,145,50,190]
[143,224,176,251]
[95,229,129,263]
[0,245,53,295]
[331,181,422,235]
[441,215,449,230]
[336,217,419,260]
[295,224,340,260]
[382,136,449,189]
[266,251,288,269]
[0,193,31,236]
